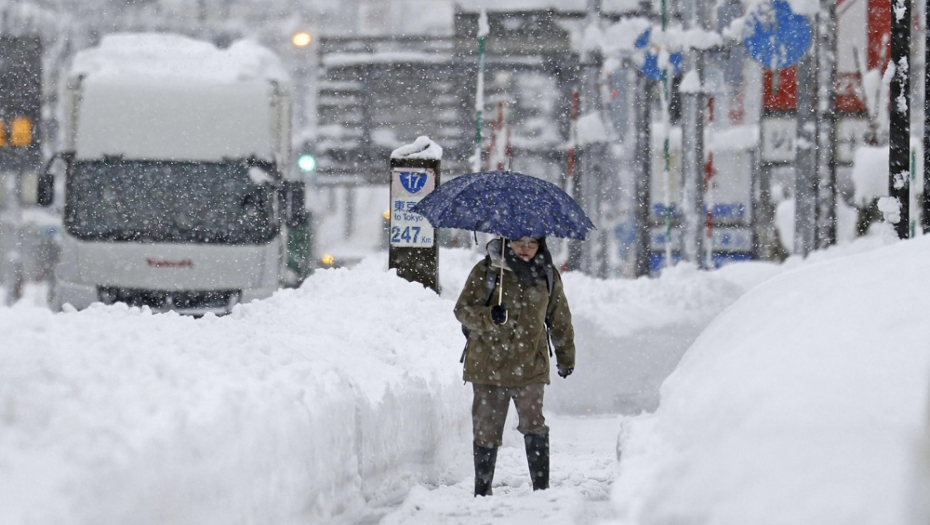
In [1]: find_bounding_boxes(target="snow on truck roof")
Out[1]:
[69,34,290,162]
[70,33,289,85]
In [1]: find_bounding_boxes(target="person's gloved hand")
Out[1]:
[557,364,573,378]
[490,305,508,325]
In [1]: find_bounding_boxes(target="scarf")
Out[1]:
[503,239,553,287]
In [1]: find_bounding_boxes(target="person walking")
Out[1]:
[454,236,576,497]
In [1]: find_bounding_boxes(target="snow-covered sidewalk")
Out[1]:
[377,414,621,525]
[0,244,770,525]
[5,232,927,524]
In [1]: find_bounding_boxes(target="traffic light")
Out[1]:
[297,152,316,173]
[11,117,32,146]
[0,118,35,147]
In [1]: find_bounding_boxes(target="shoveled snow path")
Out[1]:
[375,414,622,525]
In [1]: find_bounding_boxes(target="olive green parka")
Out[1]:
[454,241,575,387]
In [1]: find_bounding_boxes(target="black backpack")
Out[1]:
[459,257,555,363]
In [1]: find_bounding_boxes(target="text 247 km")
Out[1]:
[391,226,431,244]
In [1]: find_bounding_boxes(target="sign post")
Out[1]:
[389,137,441,293]
[0,36,42,305]
[744,1,812,256]
[888,0,910,239]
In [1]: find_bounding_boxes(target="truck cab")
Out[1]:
[41,34,302,315]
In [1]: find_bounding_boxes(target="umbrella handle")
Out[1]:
[499,238,505,305]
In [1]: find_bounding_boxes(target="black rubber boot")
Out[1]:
[474,443,498,497]
[524,433,549,490]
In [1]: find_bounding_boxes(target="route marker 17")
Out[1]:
[389,168,436,248]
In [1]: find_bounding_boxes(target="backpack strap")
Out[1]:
[483,256,498,306]
[545,266,554,299]
[543,266,554,357]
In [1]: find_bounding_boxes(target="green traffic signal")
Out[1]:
[297,153,316,172]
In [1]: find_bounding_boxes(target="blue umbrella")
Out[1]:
[412,170,594,304]
[410,171,595,241]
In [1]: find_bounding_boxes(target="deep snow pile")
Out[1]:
[6,234,922,524]
[548,262,775,414]
[0,258,470,525]
[611,233,930,524]
[0,243,786,525]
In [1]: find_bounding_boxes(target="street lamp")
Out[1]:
[292,31,312,48]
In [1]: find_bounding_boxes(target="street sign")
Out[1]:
[761,117,798,163]
[390,168,436,248]
[744,0,812,70]
[634,29,683,82]
[388,147,441,292]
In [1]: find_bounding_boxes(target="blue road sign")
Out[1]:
[744,0,811,70]
[635,29,683,82]
[399,171,428,194]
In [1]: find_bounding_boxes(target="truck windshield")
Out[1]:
[65,159,278,244]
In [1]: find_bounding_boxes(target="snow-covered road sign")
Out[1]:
[390,169,436,248]
[744,0,811,70]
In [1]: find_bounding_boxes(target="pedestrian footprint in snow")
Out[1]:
[454,236,576,496]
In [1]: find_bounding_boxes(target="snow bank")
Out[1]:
[851,141,925,208]
[0,262,469,525]
[852,145,889,206]
[548,262,778,414]
[576,112,610,146]
[7,233,919,523]
[774,196,860,251]
[612,235,930,524]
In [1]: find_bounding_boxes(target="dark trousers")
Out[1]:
[472,383,548,448]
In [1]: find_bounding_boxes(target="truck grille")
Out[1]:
[97,287,240,314]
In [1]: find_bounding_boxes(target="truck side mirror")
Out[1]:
[36,171,54,206]
[282,180,307,228]
[37,152,72,207]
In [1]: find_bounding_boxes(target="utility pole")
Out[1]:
[795,48,817,256]
[0,36,41,305]
[680,0,706,267]
[197,0,207,24]
[814,0,837,248]
[925,0,930,233]
[1,169,23,305]
[568,0,606,275]
[634,70,653,276]
[888,0,910,239]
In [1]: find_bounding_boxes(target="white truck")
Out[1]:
[38,34,306,314]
